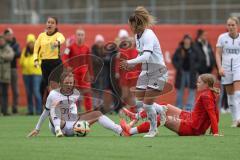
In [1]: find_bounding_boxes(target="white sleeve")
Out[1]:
[35,109,50,130]
[127,51,151,64]
[35,93,53,130]
[216,35,223,48]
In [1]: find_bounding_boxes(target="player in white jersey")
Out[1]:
[120,6,168,137]
[216,16,240,127]
[27,71,128,137]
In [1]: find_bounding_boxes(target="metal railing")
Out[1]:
[1,0,240,24]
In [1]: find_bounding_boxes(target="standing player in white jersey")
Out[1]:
[27,71,128,137]
[120,6,168,137]
[216,16,240,127]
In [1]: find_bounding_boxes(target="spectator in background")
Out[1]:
[91,34,119,113]
[20,34,42,115]
[62,28,93,111]
[115,29,140,110]
[3,28,21,114]
[172,34,199,111]
[0,35,14,116]
[33,16,65,104]
[194,29,228,114]
[91,34,108,109]
[194,29,215,74]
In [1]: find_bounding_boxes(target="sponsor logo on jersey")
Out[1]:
[224,48,240,54]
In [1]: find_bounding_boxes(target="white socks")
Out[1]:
[153,103,165,114]
[50,107,61,131]
[228,94,237,121]
[135,100,144,112]
[130,127,138,135]
[143,103,157,132]
[135,100,144,120]
[98,115,122,135]
[234,91,240,120]
[52,117,61,131]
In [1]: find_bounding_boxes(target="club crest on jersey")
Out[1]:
[137,50,143,56]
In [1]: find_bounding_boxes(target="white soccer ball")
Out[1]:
[73,120,90,137]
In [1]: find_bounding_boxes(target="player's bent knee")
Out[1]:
[92,111,103,117]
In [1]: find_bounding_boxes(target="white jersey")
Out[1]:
[135,29,166,73]
[46,89,81,121]
[216,32,240,70]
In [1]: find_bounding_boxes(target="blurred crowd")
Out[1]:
[0,27,228,116]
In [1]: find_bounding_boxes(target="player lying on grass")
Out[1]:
[120,74,222,136]
[28,71,128,137]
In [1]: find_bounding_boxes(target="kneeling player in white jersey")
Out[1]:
[216,16,240,127]
[27,71,128,137]
[120,6,168,137]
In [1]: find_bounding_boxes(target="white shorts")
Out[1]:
[49,120,76,137]
[136,68,168,91]
[222,57,240,84]
[221,70,240,85]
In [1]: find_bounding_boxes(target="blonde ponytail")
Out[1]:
[128,6,156,34]
[210,87,220,94]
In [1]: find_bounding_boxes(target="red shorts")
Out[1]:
[178,111,196,136]
[179,110,192,121]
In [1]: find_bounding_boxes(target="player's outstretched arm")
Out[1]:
[27,109,50,137]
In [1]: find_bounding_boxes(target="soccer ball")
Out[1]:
[73,120,90,137]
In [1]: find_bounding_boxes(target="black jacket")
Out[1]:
[172,45,199,89]
[7,38,21,68]
[194,40,216,74]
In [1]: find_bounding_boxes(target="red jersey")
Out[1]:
[62,43,93,76]
[190,89,219,135]
[115,48,141,86]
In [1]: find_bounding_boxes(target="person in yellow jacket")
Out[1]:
[20,34,42,115]
[33,16,65,104]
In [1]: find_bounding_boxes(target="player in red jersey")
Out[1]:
[62,29,93,111]
[115,29,141,108]
[121,74,222,136]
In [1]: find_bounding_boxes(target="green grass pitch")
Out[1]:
[0,114,240,160]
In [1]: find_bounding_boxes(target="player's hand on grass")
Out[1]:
[213,133,224,137]
[27,129,39,137]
